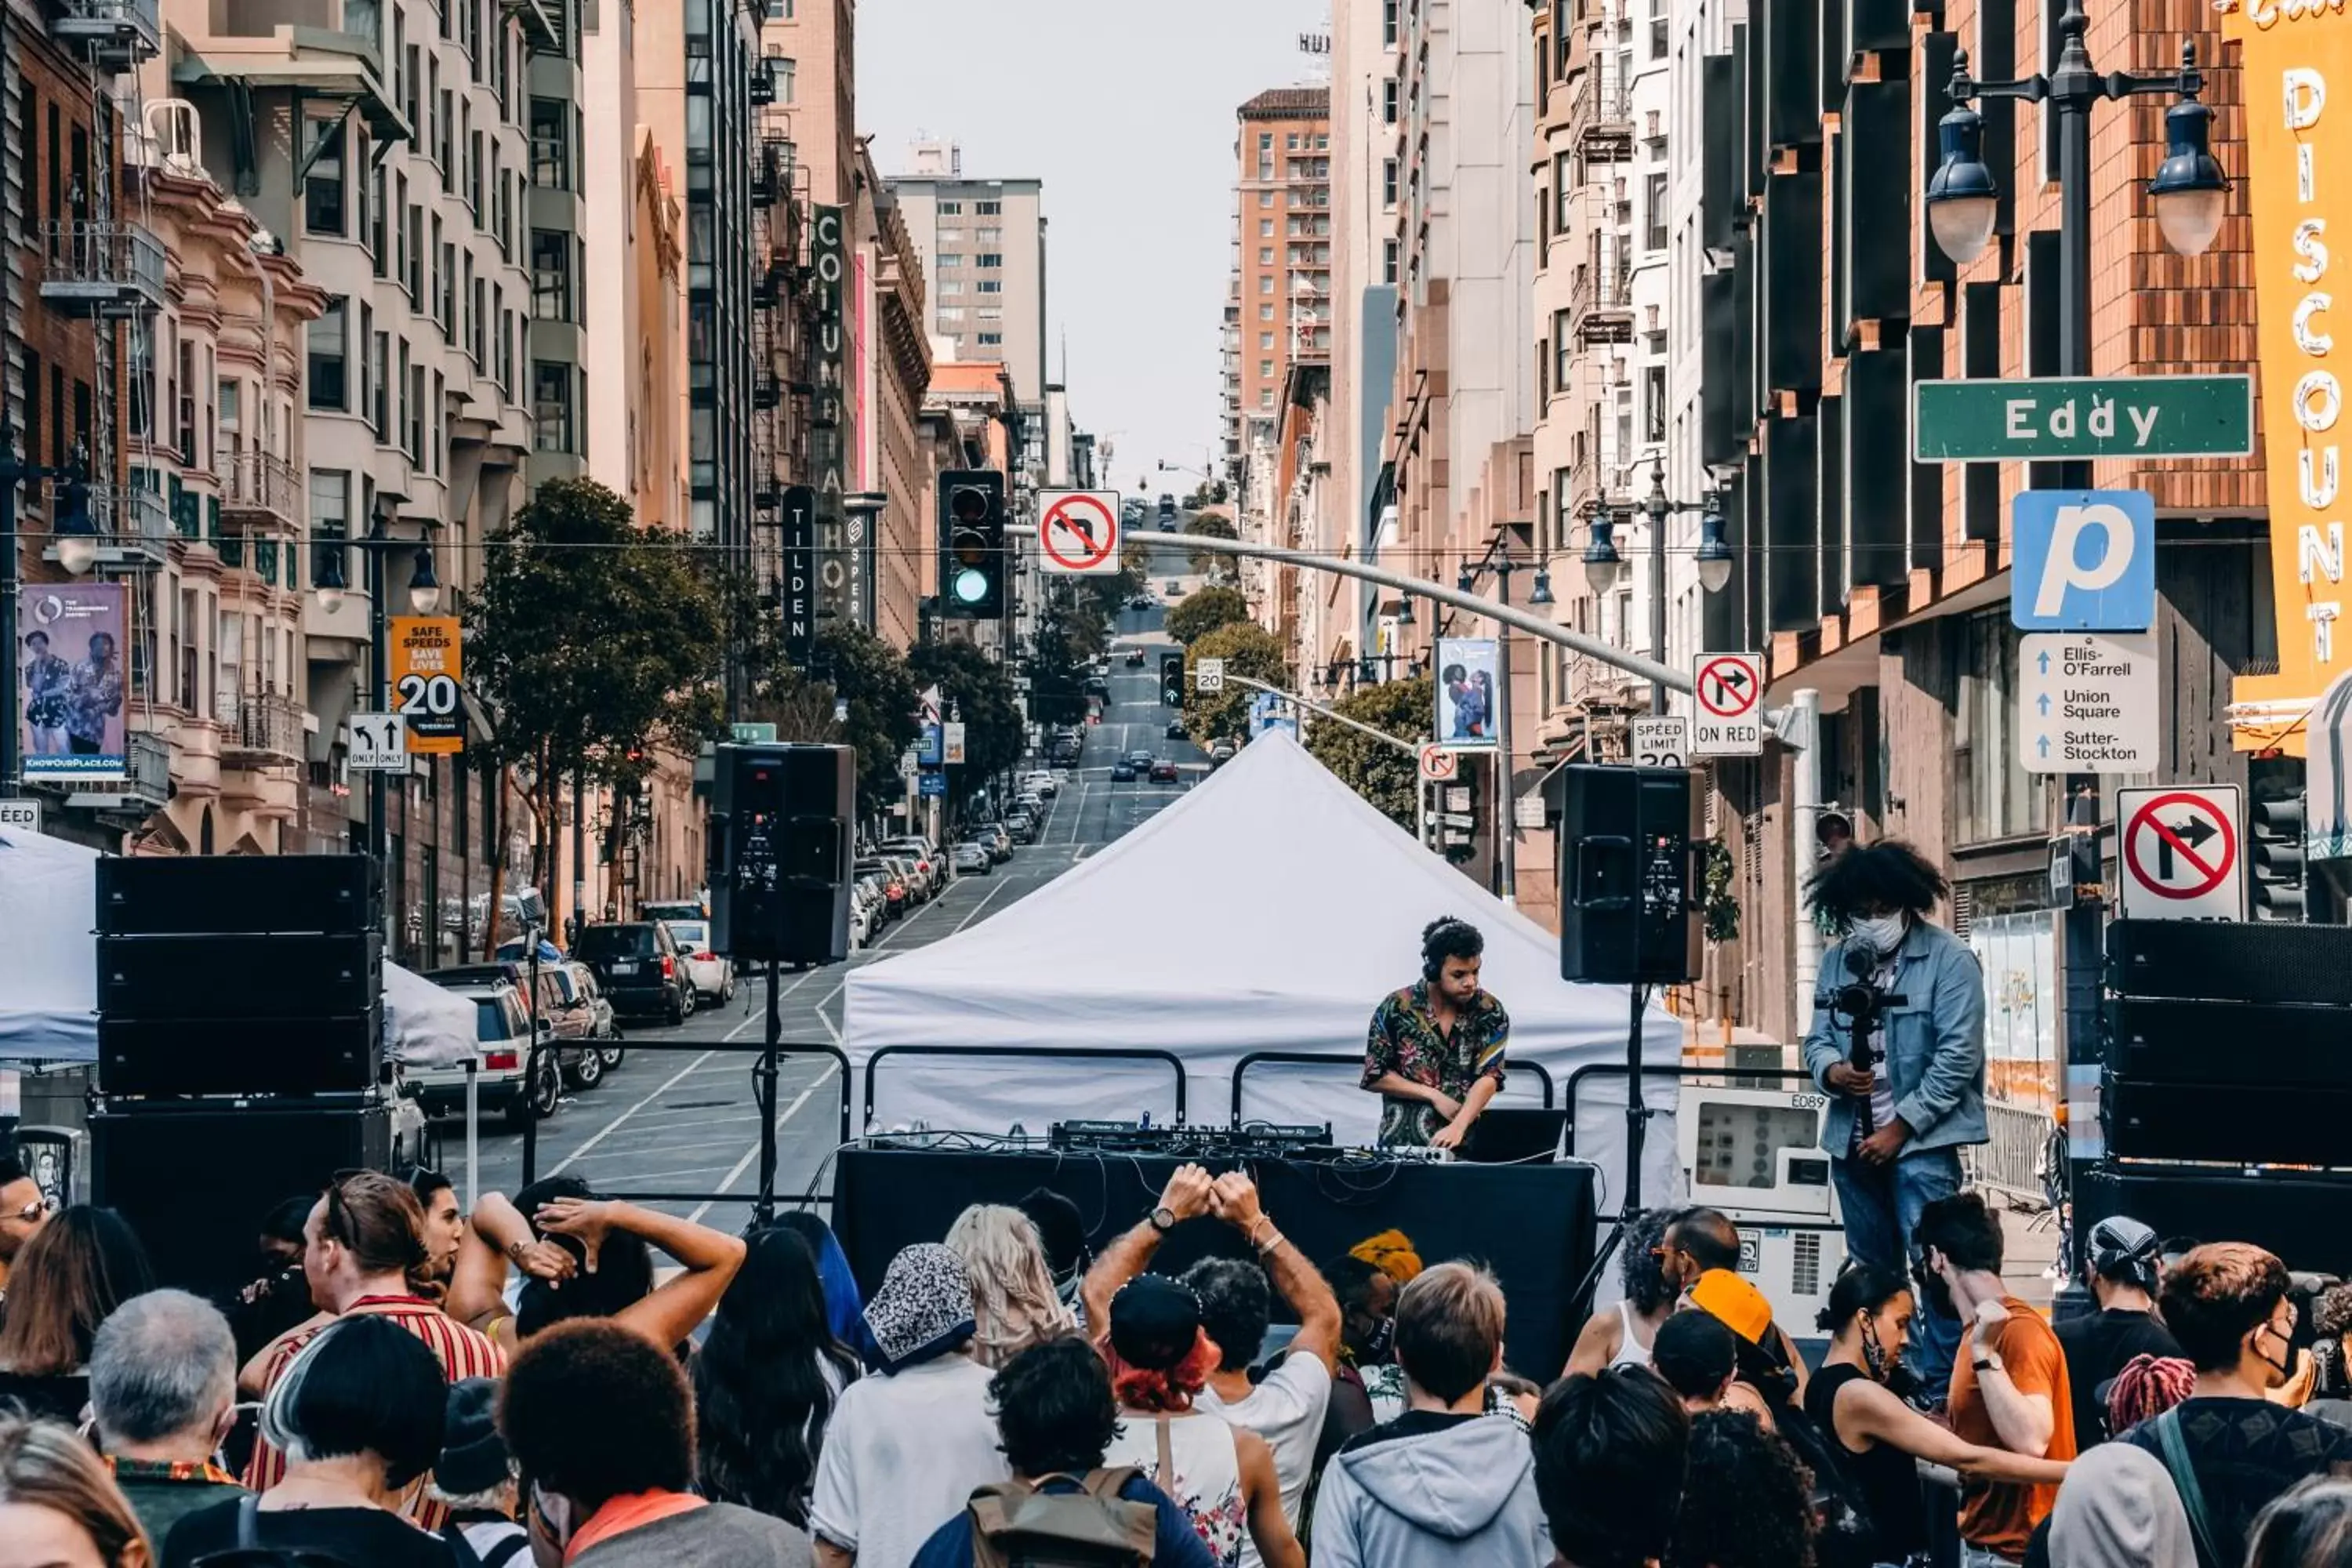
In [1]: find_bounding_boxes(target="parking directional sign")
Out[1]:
[2118,785,2245,920]
[1692,653,1765,757]
[1631,715,1690,768]
[2011,490,2157,632]
[2017,632,2158,774]
[1038,490,1121,575]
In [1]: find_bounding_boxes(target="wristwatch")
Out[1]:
[1973,1350,2005,1375]
[1148,1205,1178,1233]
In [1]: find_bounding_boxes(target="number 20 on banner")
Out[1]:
[390,616,466,755]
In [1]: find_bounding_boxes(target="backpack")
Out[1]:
[1765,1399,1882,1568]
[183,1494,361,1568]
[966,1466,1160,1568]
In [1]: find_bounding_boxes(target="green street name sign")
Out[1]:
[730,722,778,743]
[1912,375,2254,463]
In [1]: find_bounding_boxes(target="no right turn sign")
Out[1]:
[1692,653,1765,757]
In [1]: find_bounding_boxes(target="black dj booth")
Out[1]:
[832,1143,1598,1379]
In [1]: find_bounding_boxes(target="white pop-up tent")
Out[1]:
[844,728,1685,1210]
[0,826,477,1070]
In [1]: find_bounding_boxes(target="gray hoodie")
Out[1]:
[1308,1413,1552,1568]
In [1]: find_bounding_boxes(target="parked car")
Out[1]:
[407,982,561,1129]
[881,855,927,905]
[973,825,1013,862]
[880,837,946,894]
[1021,772,1059,798]
[1129,593,1156,611]
[850,886,877,949]
[1003,808,1039,843]
[1157,493,1178,528]
[424,962,599,1087]
[1149,759,1180,783]
[640,898,707,925]
[573,922,694,1025]
[1210,739,1236,764]
[952,840,994,876]
[1109,759,1138,782]
[1125,648,1146,667]
[566,961,623,1071]
[855,859,909,916]
[1165,580,1186,596]
[855,872,894,924]
[660,919,735,1004]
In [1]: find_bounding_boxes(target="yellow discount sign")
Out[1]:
[390,615,465,755]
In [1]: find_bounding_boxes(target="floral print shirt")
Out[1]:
[1362,980,1509,1146]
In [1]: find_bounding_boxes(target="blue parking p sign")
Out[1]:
[2010,489,2157,632]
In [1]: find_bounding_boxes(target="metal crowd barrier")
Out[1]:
[1228,1051,1556,1123]
[861,1044,1192,1129]
[1962,1100,2057,1209]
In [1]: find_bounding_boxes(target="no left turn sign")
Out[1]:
[2118,785,2245,921]
[1039,489,1120,575]
[1692,652,1765,757]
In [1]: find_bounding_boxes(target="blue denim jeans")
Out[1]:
[1830,1145,1965,1393]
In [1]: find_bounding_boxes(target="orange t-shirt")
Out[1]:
[1947,1298,2076,1562]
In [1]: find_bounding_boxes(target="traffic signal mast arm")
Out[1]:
[1217,672,1423,754]
[1142,534,1697,701]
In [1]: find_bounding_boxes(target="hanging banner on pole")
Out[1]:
[17,581,126,779]
[1434,638,1498,749]
[390,615,466,754]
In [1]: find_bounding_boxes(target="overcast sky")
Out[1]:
[858,0,1330,492]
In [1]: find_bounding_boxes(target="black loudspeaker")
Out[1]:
[1557,764,1700,985]
[97,934,380,1021]
[710,744,853,966]
[2077,1163,2352,1279]
[2103,1078,2352,1166]
[96,855,376,935]
[99,1015,379,1098]
[2107,918,2352,1007]
[2105,995,2349,1091]
[92,1099,390,1298]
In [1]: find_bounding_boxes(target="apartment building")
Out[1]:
[889,146,1047,414]
[1699,0,2259,1078]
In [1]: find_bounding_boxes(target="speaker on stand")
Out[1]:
[89,857,393,1297]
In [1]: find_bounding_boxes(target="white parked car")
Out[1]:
[405,982,561,1129]
[951,840,993,876]
[1022,771,1059,798]
[660,919,735,1004]
[850,885,877,949]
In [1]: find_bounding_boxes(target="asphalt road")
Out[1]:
[456,598,1205,1227]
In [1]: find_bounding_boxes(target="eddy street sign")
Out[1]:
[2016,632,2159,774]
[1913,375,2253,463]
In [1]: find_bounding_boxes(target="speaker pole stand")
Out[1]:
[756,956,782,1225]
[1564,981,1656,1346]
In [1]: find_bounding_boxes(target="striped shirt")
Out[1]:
[244,1293,506,1527]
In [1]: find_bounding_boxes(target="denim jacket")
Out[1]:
[1800,917,1989,1156]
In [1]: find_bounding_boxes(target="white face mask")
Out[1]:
[1849,913,1907,955]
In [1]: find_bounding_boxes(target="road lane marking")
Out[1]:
[954,878,1011,931]
[546,1050,721,1176]
[687,1063,839,1223]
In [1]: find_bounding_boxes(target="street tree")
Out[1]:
[1182,511,1239,575]
[911,641,1023,809]
[1181,620,1290,743]
[1164,584,1249,645]
[1305,675,1433,831]
[800,627,922,823]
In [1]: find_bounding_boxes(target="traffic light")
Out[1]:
[2250,788,2307,922]
[937,470,1006,618]
[1160,652,1185,707]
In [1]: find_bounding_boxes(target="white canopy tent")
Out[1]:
[0,826,477,1070]
[844,729,1686,1211]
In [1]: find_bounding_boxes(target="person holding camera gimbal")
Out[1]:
[1802,840,1987,1396]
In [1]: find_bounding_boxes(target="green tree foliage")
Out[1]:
[1305,676,1433,830]
[736,626,921,822]
[1183,511,1240,575]
[1164,584,1250,646]
[1182,621,1292,743]
[466,478,731,786]
[911,641,1024,797]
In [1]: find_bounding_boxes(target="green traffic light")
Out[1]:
[953,567,989,603]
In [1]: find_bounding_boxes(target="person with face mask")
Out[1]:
[2124,1243,2352,1568]
[1802,840,1987,1395]
[1363,917,1510,1150]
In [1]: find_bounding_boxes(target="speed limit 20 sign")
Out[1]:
[390,616,466,755]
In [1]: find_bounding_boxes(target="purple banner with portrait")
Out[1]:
[19,581,127,779]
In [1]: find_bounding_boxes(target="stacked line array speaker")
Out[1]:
[2097,919,2352,1227]
[1556,765,1702,985]
[90,857,390,1297]
[710,744,854,967]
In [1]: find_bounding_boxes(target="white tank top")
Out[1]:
[1609,1299,1656,1368]
[1102,1408,1247,1568]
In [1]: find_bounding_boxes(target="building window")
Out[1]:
[1259,388,1275,409]
[975,252,1002,267]
[532,229,571,320]
[371,328,390,434]
[1383,238,1399,284]
[938,306,965,322]
[1259,247,1274,266]
[938,200,962,215]
[975,198,1000,214]
[1259,274,1275,295]
[1259,189,1273,209]
[304,117,346,234]
[1259,218,1275,238]
[1645,366,1667,445]
[977,280,1003,294]
[1552,310,1572,390]
[1383,158,1399,207]
[978,331,1002,345]
[978,307,1003,321]
[534,361,573,452]
[938,228,964,243]
[938,253,963,268]
[779,58,796,103]
[1384,79,1399,123]
[1384,0,1399,44]
[307,298,347,410]
[309,468,349,587]
[1553,469,1577,553]
[529,97,568,189]
[1955,610,2035,844]
[976,227,1002,243]
[1645,172,1668,251]
[1259,332,1276,349]
[938,278,964,296]
[1555,154,1574,237]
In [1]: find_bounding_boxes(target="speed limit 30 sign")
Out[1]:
[390,616,466,755]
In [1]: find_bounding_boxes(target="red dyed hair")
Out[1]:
[2107,1353,2196,1434]
[1098,1329,1218,1414]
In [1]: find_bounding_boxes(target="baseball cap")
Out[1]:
[1108,1274,1203,1370]
[1687,1268,1774,1346]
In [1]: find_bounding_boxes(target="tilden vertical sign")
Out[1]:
[2224,0,2352,753]
[782,485,816,666]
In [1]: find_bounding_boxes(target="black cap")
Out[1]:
[1109,1275,1201,1370]
[437,1378,510,1497]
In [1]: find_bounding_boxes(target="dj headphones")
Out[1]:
[1422,916,1473,982]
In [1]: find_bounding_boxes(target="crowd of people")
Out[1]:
[3,1149,2352,1568]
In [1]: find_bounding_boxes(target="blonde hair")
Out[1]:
[0,1414,151,1568]
[943,1204,1075,1368]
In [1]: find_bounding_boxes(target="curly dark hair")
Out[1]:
[1670,1410,1817,1568]
[692,1227,860,1527]
[1803,840,1948,924]
[1621,1208,1677,1315]
[992,1338,1121,1478]
[1185,1257,1271,1375]
[501,1319,693,1512]
[1534,1368,1690,1568]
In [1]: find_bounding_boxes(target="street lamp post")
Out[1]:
[316,517,441,952]
[0,425,94,801]
[1923,6,2226,1308]
[1582,461,1733,717]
